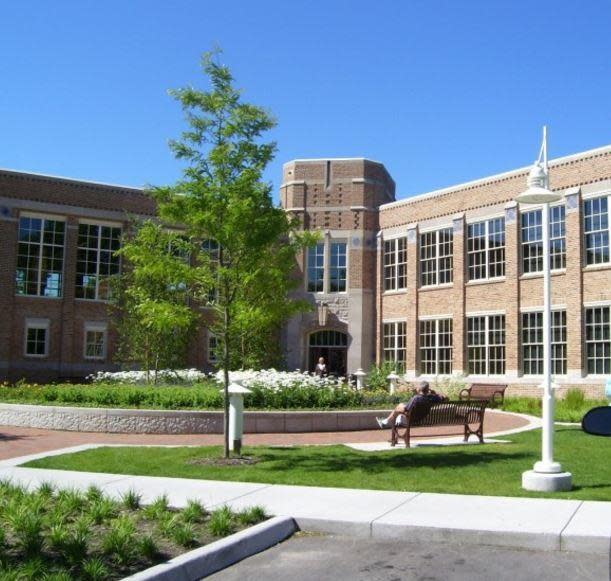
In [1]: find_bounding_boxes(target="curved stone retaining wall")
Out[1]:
[0,403,383,434]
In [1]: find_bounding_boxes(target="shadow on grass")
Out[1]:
[248,447,534,475]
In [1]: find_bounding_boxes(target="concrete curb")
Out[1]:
[123,516,297,580]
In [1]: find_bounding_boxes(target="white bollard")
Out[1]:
[354,368,366,390]
[222,383,252,455]
[387,372,399,395]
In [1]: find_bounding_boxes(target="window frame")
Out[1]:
[520,309,567,376]
[83,322,108,361]
[383,236,407,292]
[24,318,50,358]
[467,217,506,282]
[329,241,347,293]
[419,227,453,288]
[467,313,506,376]
[75,220,122,302]
[307,242,325,293]
[584,195,610,266]
[16,213,66,298]
[585,305,611,375]
[382,320,407,373]
[208,332,219,364]
[419,317,453,375]
[520,205,566,275]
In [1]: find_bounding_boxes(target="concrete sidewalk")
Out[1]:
[0,445,609,557]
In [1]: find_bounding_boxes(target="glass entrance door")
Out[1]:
[309,330,348,377]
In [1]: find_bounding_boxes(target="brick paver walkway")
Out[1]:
[0,411,529,461]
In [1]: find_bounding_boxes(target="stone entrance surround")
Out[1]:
[0,403,529,435]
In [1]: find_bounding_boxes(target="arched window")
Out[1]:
[309,330,348,347]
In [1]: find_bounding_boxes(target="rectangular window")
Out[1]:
[383,321,406,373]
[208,332,218,364]
[383,237,407,291]
[24,319,49,357]
[16,216,65,297]
[521,206,566,274]
[584,197,610,265]
[75,223,121,300]
[521,311,567,375]
[467,314,505,375]
[419,318,453,375]
[420,228,453,287]
[84,323,107,360]
[585,306,611,374]
[467,218,505,281]
[307,243,325,292]
[329,242,347,292]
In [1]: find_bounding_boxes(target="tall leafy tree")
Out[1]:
[153,51,315,457]
[111,221,197,383]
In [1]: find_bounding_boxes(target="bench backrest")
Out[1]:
[407,400,486,427]
[469,384,507,398]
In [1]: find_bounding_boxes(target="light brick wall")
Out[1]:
[379,146,611,398]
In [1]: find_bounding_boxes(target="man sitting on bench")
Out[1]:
[376,381,445,428]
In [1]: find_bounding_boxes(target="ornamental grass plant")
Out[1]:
[0,478,267,579]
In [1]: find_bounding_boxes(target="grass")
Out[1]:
[22,427,611,501]
[501,394,608,422]
[0,479,267,579]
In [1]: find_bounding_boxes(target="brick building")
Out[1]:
[286,145,611,397]
[0,169,213,382]
[2,143,611,395]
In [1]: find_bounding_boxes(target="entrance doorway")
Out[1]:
[309,330,348,377]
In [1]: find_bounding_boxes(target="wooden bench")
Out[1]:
[391,400,487,448]
[459,383,508,405]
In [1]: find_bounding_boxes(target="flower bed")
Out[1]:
[0,478,266,579]
[0,369,406,411]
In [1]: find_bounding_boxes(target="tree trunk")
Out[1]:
[223,306,230,459]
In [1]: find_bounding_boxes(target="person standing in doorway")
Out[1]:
[315,357,328,377]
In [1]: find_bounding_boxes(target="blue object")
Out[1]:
[582,406,611,437]
[606,377,611,401]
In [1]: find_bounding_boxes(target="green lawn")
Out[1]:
[23,427,611,501]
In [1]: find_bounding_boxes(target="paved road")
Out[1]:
[209,534,610,581]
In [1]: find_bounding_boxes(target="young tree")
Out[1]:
[111,221,198,383]
[153,51,314,457]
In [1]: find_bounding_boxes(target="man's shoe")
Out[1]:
[376,417,388,429]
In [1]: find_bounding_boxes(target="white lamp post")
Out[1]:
[220,382,252,456]
[354,368,367,390]
[387,371,399,395]
[518,127,572,492]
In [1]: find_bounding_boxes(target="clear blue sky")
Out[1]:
[1,1,609,202]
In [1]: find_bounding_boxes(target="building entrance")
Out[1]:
[308,330,348,377]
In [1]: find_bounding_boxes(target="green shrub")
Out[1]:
[88,498,118,525]
[208,506,234,537]
[182,499,206,523]
[143,494,170,520]
[138,535,159,561]
[564,387,585,410]
[121,489,141,510]
[81,557,110,581]
[171,522,196,547]
[102,516,137,564]
[236,505,266,526]
[366,362,397,391]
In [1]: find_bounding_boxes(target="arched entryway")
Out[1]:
[308,330,348,377]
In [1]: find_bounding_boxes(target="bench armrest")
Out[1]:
[458,388,471,400]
